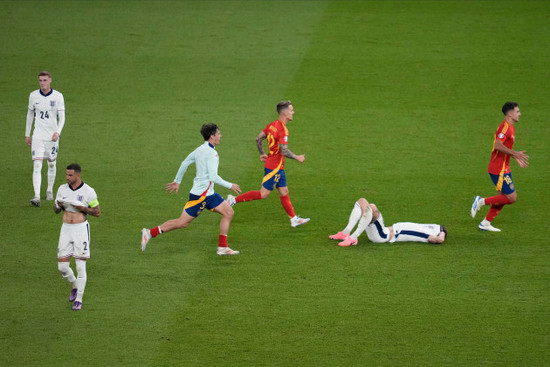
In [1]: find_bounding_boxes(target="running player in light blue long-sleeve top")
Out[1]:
[141,124,242,256]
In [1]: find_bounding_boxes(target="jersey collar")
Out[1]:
[69,181,84,191]
[39,89,53,97]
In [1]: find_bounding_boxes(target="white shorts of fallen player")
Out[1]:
[58,222,91,259]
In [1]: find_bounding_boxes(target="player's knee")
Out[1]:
[33,160,43,172]
[58,261,70,275]
[48,160,56,168]
[370,204,380,220]
[175,219,189,229]
[221,205,234,220]
[356,198,369,210]
[508,192,517,203]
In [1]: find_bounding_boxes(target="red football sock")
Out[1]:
[280,194,295,218]
[150,226,161,238]
[486,205,504,222]
[484,195,512,206]
[218,234,228,247]
[236,191,262,203]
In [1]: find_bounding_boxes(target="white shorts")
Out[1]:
[392,222,441,243]
[58,222,91,259]
[32,139,58,161]
[365,213,392,243]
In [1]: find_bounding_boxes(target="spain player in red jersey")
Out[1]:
[227,101,310,227]
[470,102,529,232]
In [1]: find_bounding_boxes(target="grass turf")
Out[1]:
[1,1,549,366]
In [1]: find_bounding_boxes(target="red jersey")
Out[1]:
[488,120,515,175]
[262,120,289,170]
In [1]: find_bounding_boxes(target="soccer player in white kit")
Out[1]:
[54,163,100,311]
[329,198,447,246]
[141,124,242,256]
[25,71,65,207]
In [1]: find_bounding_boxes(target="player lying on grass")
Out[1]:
[329,198,447,246]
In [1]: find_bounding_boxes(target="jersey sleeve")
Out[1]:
[495,124,510,143]
[87,187,99,208]
[174,150,196,184]
[28,92,34,111]
[57,92,65,112]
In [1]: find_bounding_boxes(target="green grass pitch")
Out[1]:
[1,1,549,366]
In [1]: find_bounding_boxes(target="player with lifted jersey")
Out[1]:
[25,71,66,207]
[227,100,310,227]
[54,163,101,311]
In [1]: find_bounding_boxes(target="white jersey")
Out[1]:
[392,222,442,243]
[174,141,232,196]
[27,89,65,140]
[55,182,99,214]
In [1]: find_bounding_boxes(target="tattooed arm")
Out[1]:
[280,144,305,163]
[256,131,268,161]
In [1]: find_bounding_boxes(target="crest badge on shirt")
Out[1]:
[50,100,56,107]
[77,195,84,203]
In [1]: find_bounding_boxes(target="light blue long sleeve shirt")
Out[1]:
[174,142,232,196]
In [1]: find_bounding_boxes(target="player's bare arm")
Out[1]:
[256,132,267,159]
[280,144,305,163]
[494,140,529,168]
[74,205,101,217]
[53,201,63,214]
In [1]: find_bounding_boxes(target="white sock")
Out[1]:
[350,206,373,239]
[343,202,362,234]
[481,218,491,226]
[47,160,56,192]
[58,262,77,286]
[33,160,43,198]
[75,259,87,303]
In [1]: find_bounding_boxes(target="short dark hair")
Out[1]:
[201,123,219,141]
[66,163,81,173]
[276,100,292,115]
[502,101,518,115]
[38,71,51,78]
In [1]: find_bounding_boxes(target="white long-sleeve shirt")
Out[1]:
[26,89,65,140]
[174,142,232,196]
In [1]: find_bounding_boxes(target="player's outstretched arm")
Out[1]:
[230,183,242,194]
[512,150,529,168]
[166,182,180,194]
[494,140,529,168]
